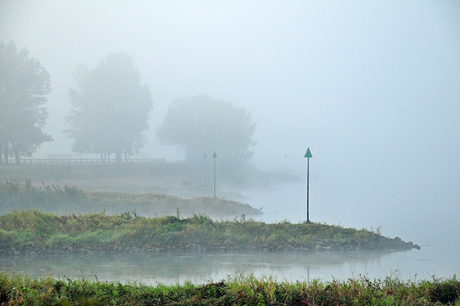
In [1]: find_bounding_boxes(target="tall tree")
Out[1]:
[0,41,52,164]
[157,95,257,169]
[65,53,153,162]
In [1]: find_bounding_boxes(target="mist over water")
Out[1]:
[1,1,459,284]
[245,181,459,279]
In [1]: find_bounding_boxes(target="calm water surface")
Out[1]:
[0,249,428,286]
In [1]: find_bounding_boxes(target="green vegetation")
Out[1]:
[0,179,261,217]
[0,210,418,255]
[0,272,459,305]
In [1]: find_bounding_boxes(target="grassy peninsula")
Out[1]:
[0,210,418,256]
[0,179,261,218]
[0,273,459,305]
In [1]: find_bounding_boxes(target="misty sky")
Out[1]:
[1,1,459,227]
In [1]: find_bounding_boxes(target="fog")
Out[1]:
[1,1,460,231]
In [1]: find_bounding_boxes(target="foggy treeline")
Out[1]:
[0,41,52,165]
[0,41,257,168]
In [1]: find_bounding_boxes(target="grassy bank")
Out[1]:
[0,179,261,217]
[0,210,418,255]
[0,273,459,305]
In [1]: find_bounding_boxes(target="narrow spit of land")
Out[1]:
[0,179,261,217]
[0,210,419,256]
[1,273,459,305]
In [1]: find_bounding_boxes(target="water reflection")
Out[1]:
[0,250,403,285]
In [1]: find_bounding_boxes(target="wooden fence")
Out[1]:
[1,158,166,165]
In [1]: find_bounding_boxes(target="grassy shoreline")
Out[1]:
[0,210,419,256]
[0,272,458,305]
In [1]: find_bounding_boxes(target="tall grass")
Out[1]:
[0,272,458,305]
[0,210,418,254]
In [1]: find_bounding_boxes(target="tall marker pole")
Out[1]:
[304,148,313,222]
[212,151,217,198]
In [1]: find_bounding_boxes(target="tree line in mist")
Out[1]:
[0,41,256,168]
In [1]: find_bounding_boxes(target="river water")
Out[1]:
[1,181,459,285]
[244,180,460,282]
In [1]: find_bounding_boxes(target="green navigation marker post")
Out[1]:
[203,153,207,186]
[304,148,313,222]
[212,151,217,198]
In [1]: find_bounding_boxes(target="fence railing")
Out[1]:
[0,158,166,165]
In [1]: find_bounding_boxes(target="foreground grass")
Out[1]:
[0,273,459,305]
[0,179,261,217]
[0,210,418,255]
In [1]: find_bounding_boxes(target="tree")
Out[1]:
[157,95,257,169]
[0,41,52,165]
[65,53,153,162]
